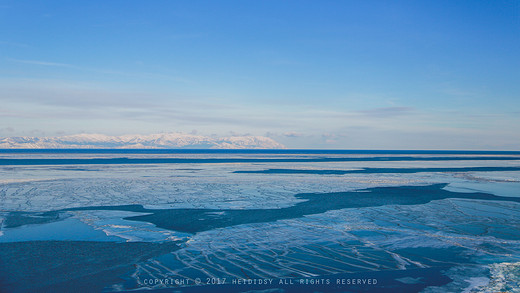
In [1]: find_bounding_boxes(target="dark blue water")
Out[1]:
[1,149,519,166]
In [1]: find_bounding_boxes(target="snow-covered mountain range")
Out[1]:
[0,133,286,149]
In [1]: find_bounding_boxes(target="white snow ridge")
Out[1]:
[0,133,286,149]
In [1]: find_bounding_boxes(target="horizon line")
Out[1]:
[1,148,519,154]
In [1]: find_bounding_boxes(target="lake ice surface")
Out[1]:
[0,152,519,292]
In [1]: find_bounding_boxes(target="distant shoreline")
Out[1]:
[1,149,519,155]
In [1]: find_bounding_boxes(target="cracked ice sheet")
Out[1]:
[1,156,518,210]
[1,157,519,212]
[443,171,520,198]
[2,172,516,213]
[114,199,520,291]
[423,262,520,293]
[0,166,430,212]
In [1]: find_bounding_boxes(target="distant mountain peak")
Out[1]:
[0,133,286,149]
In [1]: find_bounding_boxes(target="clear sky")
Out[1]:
[1,0,519,149]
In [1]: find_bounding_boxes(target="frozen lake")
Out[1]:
[0,150,519,292]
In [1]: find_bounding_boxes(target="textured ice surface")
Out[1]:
[444,171,520,198]
[0,165,430,212]
[100,197,520,291]
[423,262,520,293]
[0,152,519,292]
[1,156,518,212]
[485,262,520,292]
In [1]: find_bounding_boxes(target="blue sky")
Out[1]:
[1,0,519,149]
